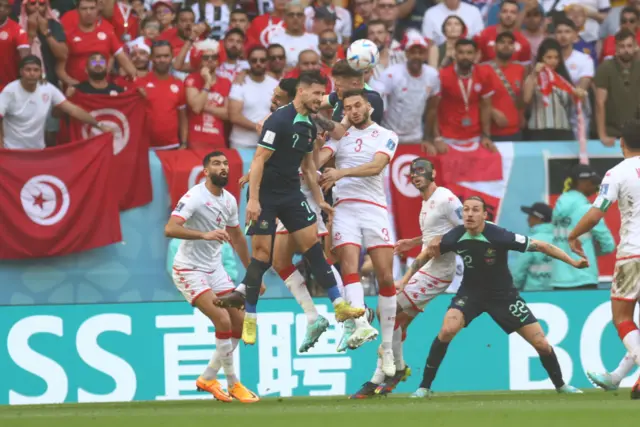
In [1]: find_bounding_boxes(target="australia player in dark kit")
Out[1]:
[215,71,364,345]
[411,196,587,398]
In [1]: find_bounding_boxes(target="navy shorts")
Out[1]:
[449,290,538,334]
[246,190,316,236]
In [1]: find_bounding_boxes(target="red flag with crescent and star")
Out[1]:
[65,91,153,210]
[0,134,122,259]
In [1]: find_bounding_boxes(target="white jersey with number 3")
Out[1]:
[593,157,640,259]
[324,122,399,207]
[171,183,240,271]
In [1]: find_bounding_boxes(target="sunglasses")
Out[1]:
[201,54,218,60]
[269,54,285,61]
[250,57,267,64]
[90,59,107,67]
[320,38,338,44]
[286,12,305,17]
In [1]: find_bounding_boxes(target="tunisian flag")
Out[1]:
[66,91,152,210]
[0,134,122,259]
[155,148,243,208]
[389,145,505,258]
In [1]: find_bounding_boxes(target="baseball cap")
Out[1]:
[570,164,601,183]
[402,29,429,50]
[152,0,173,10]
[314,6,338,21]
[520,202,553,223]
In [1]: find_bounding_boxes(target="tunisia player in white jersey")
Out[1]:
[164,151,259,404]
[351,157,463,398]
[569,120,640,399]
[318,89,399,377]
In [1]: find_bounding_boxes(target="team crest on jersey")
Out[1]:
[485,248,496,265]
[42,94,49,102]
[0,31,7,40]
[97,32,106,40]
[170,84,179,93]
[371,130,379,138]
[474,83,482,92]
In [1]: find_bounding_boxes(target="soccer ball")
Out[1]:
[346,39,379,71]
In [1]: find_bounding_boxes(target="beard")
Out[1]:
[496,50,513,61]
[88,70,107,81]
[457,59,473,71]
[619,53,633,63]
[251,67,266,76]
[210,173,228,187]
[351,110,370,127]
[225,47,240,60]
[304,100,320,114]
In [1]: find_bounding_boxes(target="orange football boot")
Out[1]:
[196,377,232,402]
[228,382,260,403]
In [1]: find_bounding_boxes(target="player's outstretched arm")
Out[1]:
[312,113,349,141]
[399,247,433,287]
[567,207,606,257]
[527,239,589,269]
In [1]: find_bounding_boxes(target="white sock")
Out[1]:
[392,327,405,370]
[622,329,640,367]
[378,294,396,351]
[611,352,636,384]
[235,284,246,295]
[345,281,365,309]
[284,269,318,324]
[208,337,240,374]
[331,265,345,299]
[370,357,385,384]
[217,337,237,387]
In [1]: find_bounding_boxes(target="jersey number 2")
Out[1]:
[292,134,300,148]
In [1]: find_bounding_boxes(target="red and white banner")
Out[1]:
[0,134,122,260]
[389,144,510,258]
[155,148,243,209]
[66,91,153,210]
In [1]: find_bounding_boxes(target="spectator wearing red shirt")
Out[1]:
[435,39,496,153]
[137,40,187,150]
[102,0,138,42]
[59,0,137,87]
[474,0,531,64]
[128,16,161,50]
[229,9,258,51]
[284,49,333,94]
[601,7,640,61]
[267,43,286,80]
[158,8,195,58]
[246,0,286,47]
[152,0,174,31]
[485,31,525,142]
[115,39,149,88]
[184,39,230,149]
[0,0,29,92]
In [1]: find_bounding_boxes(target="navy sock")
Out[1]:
[302,243,340,301]
[540,348,565,389]
[242,258,271,313]
[420,337,450,389]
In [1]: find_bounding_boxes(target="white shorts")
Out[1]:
[172,266,234,305]
[611,257,640,301]
[331,202,393,251]
[398,257,456,315]
[275,194,328,236]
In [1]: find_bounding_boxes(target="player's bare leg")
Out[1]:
[412,308,465,398]
[335,244,377,352]
[290,223,364,323]
[193,292,235,402]
[516,322,581,393]
[359,247,396,376]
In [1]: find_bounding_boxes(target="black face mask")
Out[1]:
[210,173,228,187]
[410,159,434,181]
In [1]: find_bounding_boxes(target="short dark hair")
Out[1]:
[77,0,97,8]
[141,16,161,28]
[203,151,226,166]
[500,0,518,10]
[87,52,106,63]
[331,59,363,78]
[496,30,515,43]
[151,39,172,54]
[230,9,248,18]
[615,28,636,44]
[267,43,285,53]
[621,6,640,21]
[224,27,245,40]
[176,7,194,19]
[342,89,367,102]
[19,55,42,69]
[279,78,298,101]
[367,19,387,31]
[298,70,328,87]
[455,38,477,50]
[247,45,268,58]
[319,28,337,38]
[554,16,578,32]
[465,195,487,211]
[621,119,640,150]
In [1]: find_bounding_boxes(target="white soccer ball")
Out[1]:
[346,39,379,71]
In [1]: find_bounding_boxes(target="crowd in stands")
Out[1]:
[0,0,638,151]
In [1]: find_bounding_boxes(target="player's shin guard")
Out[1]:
[242,258,271,313]
[617,321,640,366]
[392,323,405,370]
[539,348,565,389]
[302,243,343,303]
[279,265,318,324]
[420,337,450,389]
[378,286,396,351]
[343,273,365,309]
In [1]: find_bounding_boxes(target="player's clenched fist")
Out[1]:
[246,199,262,222]
[202,229,230,242]
[571,257,589,269]
[426,235,443,258]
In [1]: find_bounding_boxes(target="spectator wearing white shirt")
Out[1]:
[377,32,440,150]
[555,17,594,136]
[422,0,484,46]
[270,2,319,68]
[228,46,278,149]
[543,0,610,43]
[0,56,110,149]
[305,1,352,44]
[216,28,250,81]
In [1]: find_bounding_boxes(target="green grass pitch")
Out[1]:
[0,390,637,427]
